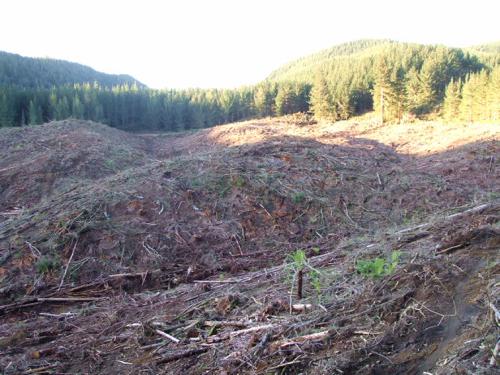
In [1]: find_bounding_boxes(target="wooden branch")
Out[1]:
[203,320,249,328]
[207,324,275,343]
[156,347,208,364]
[36,297,104,302]
[291,303,313,312]
[192,279,239,284]
[58,239,78,290]
[155,329,180,343]
[0,296,104,314]
[271,329,334,351]
[108,270,160,278]
[297,269,303,300]
[397,202,496,234]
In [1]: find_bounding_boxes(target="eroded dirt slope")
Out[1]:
[0,116,498,374]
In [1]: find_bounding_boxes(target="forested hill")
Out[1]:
[267,39,499,84]
[266,39,499,120]
[0,40,498,130]
[467,41,500,55]
[0,51,145,89]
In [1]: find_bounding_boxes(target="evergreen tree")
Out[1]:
[71,94,84,119]
[488,66,500,122]
[28,99,43,125]
[55,96,70,120]
[373,57,402,123]
[275,83,296,116]
[443,79,462,122]
[405,67,421,114]
[310,70,333,119]
[0,92,15,127]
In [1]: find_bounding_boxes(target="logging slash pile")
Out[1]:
[0,116,498,374]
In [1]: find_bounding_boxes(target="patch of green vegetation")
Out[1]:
[356,251,401,278]
[35,255,60,274]
[292,192,306,204]
[214,176,232,197]
[104,158,117,170]
[285,249,322,302]
[232,175,246,188]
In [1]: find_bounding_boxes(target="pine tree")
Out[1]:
[405,67,421,114]
[373,57,404,123]
[310,70,333,120]
[443,79,462,122]
[28,99,43,125]
[373,57,392,123]
[56,96,71,120]
[71,94,84,119]
[275,83,297,116]
[417,64,436,114]
[488,66,500,122]
[0,93,15,127]
[460,74,477,123]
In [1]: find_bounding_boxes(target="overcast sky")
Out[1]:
[1,0,499,89]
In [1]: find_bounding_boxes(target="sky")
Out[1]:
[1,0,499,89]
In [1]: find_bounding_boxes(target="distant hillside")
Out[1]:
[267,39,497,84]
[0,51,146,89]
[264,39,499,121]
[267,39,394,83]
[466,41,500,66]
[468,41,500,54]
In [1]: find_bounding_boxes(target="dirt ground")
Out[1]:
[0,115,498,374]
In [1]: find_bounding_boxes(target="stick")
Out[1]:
[271,329,334,351]
[397,202,496,234]
[155,329,180,343]
[436,243,464,254]
[291,303,313,312]
[58,240,78,290]
[204,320,249,328]
[192,279,239,284]
[36,297,103,302]
[156,347,208,364]
[490,339,499,366]
[297,269,303,300]
[207,324,275,343]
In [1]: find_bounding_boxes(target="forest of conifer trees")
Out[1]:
[0,40,498,131]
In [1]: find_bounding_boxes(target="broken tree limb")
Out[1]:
[397,202,497,235]
[0,296,105,315]
[297,269,303,300]
[58,239,78,290]
[291,303,313,312]
[207,324,276,343]
[203,320,249,328]
[271,329,335,351]
[156,347,208,364]
[155,329,180,343]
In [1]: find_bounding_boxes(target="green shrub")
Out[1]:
[36,256,59,274]
[292,192,306,204]
[285,249,322,301]
[356,251,401,278]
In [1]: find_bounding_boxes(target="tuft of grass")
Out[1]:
[232,175,246,188]
[292,192,306,204]
[356,251,401,278]
[35,256,59,274]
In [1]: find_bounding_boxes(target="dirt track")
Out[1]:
[0,116,498,374]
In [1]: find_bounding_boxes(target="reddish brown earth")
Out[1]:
[0,115,498,374]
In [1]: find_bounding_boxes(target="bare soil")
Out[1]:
[0,115,498,374]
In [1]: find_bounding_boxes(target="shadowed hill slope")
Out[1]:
[0,50,145,89]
